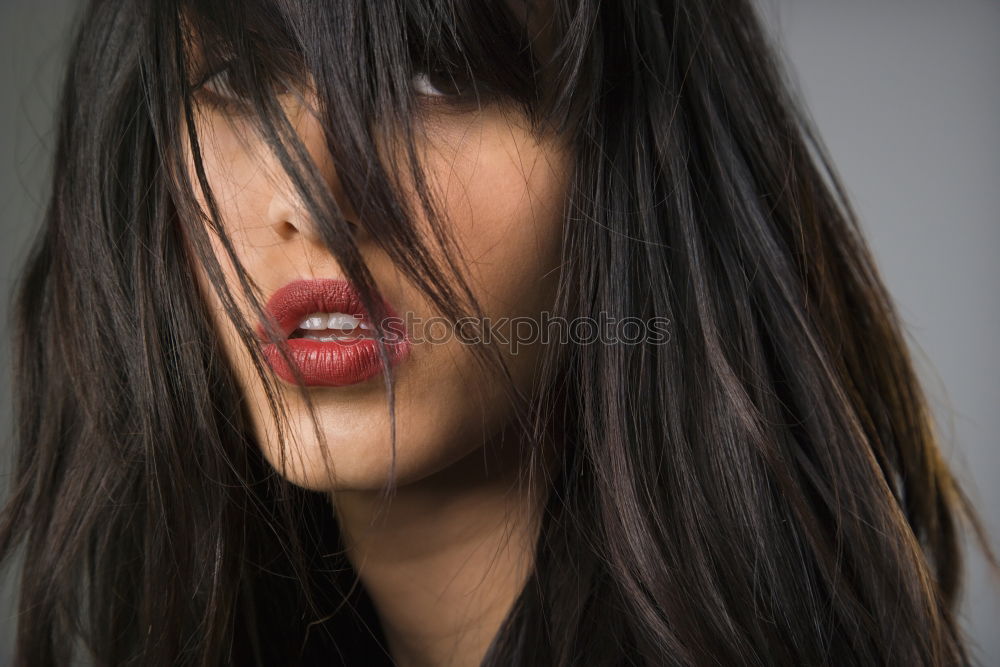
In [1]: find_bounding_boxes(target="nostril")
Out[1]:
[277,221,298,238]
[271,203,364,243]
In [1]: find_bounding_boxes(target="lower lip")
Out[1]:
[262,328,410,387]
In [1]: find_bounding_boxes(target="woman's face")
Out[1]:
[183,79,570,492]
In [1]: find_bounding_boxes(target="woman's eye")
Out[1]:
[193,61,297,112]
[190,62,245,111]
[411,71,449,98]
[411,69,478,101]
[202,66,238,101]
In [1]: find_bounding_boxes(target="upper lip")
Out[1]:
[257,278,390,341]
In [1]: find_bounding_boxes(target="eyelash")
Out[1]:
[189,64,255,114]
[190,62,483,114]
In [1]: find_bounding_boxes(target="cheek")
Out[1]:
[182,126,281,393]
[188,114,278,247]
[425,114,568,321]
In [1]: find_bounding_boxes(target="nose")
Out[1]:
[267,184,356,245]
[265,104,362,245]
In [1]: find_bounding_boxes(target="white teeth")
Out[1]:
[296,312,363,331]
[299,315,327,330]
[326,313,361,330]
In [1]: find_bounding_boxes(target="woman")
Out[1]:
[1,0,993,664]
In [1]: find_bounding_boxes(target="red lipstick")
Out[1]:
[258,279,410,387]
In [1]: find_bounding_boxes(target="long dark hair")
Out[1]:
[2,0,994,664]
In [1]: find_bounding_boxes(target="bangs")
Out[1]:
[176,0,548,129]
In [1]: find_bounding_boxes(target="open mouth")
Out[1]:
[287,311,373,342]
[259,278,410,387]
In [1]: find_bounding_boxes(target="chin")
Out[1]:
[251,398,482,493]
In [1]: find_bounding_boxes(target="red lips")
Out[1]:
[257,279,410,387]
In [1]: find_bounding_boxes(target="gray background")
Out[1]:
[1,0,997,663]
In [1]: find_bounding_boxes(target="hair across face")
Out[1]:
[1,0,991,665]
[174,0,576,492]
[184,70,571,491]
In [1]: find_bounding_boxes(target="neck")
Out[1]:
[332,437,545,667]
